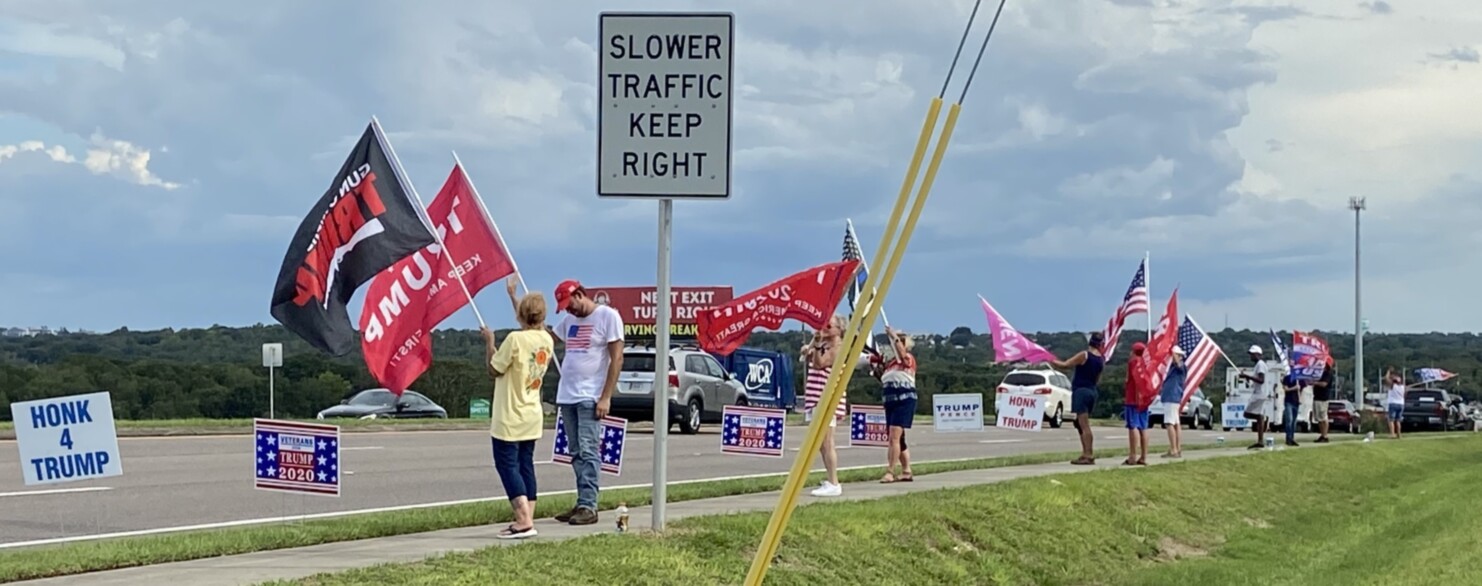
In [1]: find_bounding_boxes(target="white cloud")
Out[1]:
[0,133,179,189]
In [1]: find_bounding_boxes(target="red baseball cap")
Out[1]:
[554,280,582,313]
[1131,341,1146,354]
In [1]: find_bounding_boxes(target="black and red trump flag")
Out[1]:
[270,120,436,355]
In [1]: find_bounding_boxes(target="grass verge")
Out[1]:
[0,439,1255,582]
[278,435,1482,586]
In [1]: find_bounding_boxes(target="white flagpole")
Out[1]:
[847,218,890,328]
[1144,251,1152,342]
[450,151,561,374]
[369,116,486,329]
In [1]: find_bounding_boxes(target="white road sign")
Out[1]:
[597,12,734,199]
[262,343,283,368]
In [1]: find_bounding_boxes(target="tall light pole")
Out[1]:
[1350,197,1366,409]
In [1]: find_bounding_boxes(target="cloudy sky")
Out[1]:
[1,0,1478,338]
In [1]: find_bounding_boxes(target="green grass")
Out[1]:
[0,440,1252,583]
[273,435,1482,586]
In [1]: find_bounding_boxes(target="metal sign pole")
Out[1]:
[652,198,673,531]
[269,365,276,420]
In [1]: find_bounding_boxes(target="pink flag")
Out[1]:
[979,296,1057,364]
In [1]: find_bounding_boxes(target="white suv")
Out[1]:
[995,369,1073,429]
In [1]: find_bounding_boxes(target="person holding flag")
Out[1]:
[873,326,917,484]
[1313,355,1335,443]
[802,315,849,497]
[1123,342,1152,466]
[480,277,553,540]
[1051,332,1106,465]
[1158,346,1188,458]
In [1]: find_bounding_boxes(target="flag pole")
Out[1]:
[1144,251,1152,342]
[449,150,561,373]
[369,116,487,329]
[847,218,890,327]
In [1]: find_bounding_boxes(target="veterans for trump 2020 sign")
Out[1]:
[254,419,341,497]
[932,393,985,433]
[849,405,889,448]
[11,391,123,486]
[995,395,1045,432]
[721,405,785,458]
[597,12,734,199]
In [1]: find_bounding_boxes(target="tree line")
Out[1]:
[0,325,1476,421]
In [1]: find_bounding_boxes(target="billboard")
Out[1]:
[587,286,733,339]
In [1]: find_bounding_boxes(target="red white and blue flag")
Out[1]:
[564,324,596,351]
[721,405,786,458]
[253,419,340,497]
[552,412,626,476]
[1100,259,1149,358]
[1415,368,1457,384]
[1176,316,1222,403]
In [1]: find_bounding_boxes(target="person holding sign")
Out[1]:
[875,327,917,483]
[1051,332,1106,465]
[1385,367,1405,439]
[482,277,554,540]
[802,315,848,497]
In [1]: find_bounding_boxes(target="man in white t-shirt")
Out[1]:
[549,279,624,526]
[1239,345,1272,450]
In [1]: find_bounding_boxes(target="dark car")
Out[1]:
[1327,400,1360,434]
[316,389,447,420]
[1401,389,1452,432]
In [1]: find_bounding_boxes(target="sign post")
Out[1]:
[598,11,734,532]
[262,343,283,419]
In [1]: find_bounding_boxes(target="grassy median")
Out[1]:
[0,417,509,439]
[274,436,1480,586]
[0,439,1259,583]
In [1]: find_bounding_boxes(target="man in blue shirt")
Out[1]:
[1159,346,1188,458]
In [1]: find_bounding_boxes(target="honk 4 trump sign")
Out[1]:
[995,394,1046,432]
[10,391,123,486]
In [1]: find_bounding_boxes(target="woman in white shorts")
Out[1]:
[801,315,848,497]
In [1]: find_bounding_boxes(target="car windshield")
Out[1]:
[1002,373,1046,387]
[350,391,396,406]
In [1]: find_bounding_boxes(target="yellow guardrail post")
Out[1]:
[742,1,1010,583]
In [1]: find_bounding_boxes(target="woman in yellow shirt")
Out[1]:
[481,277,554,540]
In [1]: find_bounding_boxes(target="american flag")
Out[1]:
[842,220,879,354]
[253,419,340,497]
[551,413,626,476]
[848,405,889,448]
[1100,259,1149,358]
[721,405,785,458]
[564,323,595,351]
[1177,316,1222,401]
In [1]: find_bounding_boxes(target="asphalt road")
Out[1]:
[0,423,1238,546]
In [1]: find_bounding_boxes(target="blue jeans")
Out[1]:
[559,400,601,510]
[491,438,536,502]
[1284,402,1299,443]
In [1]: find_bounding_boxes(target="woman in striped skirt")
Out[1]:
[802,315,848,497]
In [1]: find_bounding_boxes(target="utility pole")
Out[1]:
[1349,197,1366,409]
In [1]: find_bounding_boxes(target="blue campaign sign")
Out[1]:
[11,391,123,486]
[721,405,785,458]
[552,412,627,477]
[254,419,341,497]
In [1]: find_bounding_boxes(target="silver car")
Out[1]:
[1150,388,1215,429]
[610,344,748,434]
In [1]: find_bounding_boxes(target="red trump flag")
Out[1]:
[696,260,860,356]
[1141,288,1179,408]
[359,164,516,394]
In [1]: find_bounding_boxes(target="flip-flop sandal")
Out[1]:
[1071,457,1094,465]
[1135,459,1148,466]
[880,474,897,484]
[900,474,914,482]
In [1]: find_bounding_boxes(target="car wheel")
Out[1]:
[1049,404,1064,429]
[678,398,702,435]
[736,396,750,408]
[1222,427,1230,432]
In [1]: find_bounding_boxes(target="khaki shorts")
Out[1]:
[1313,401,1330,422]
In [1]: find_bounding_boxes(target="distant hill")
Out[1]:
[1,325,1476,421]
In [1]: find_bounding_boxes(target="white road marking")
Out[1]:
[0,455,997,550]
[0,487,113,498]
[340,446,384,451]
[977,439,1029,444]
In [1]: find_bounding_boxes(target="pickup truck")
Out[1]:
[1401,388,1454,432]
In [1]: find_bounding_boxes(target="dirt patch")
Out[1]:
[1156,537,1209,561]
[1243,517,1272,529]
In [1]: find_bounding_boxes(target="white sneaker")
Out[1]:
[810,481,843,497]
